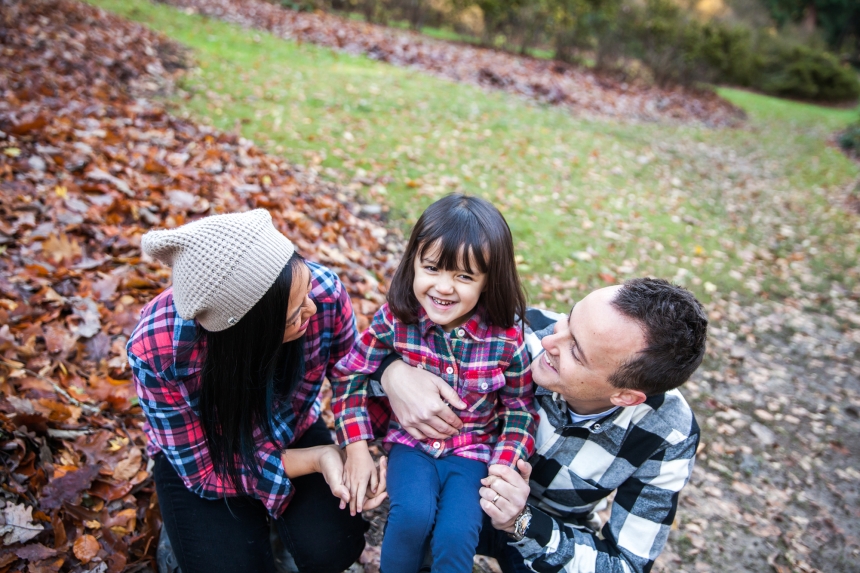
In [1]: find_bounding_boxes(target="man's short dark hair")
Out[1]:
[608,278,708,395]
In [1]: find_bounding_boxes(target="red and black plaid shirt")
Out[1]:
[332,303,536,467]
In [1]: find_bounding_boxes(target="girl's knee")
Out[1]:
[387,500,436,543]
[433,517,480,548]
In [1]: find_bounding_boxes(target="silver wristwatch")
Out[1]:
[508,505,532,541]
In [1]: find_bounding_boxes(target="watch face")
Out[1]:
[515,510,530,537]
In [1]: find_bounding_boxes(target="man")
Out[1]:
[377,278,707,572]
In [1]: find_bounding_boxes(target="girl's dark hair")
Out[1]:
[388,194,527,329]
[197,253,306,494]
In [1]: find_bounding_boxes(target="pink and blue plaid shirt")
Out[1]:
[332,303,536,467]
[127,261,355,517]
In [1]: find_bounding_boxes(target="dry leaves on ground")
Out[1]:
[0,0,400,570]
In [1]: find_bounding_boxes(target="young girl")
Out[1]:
[332,194,536,573]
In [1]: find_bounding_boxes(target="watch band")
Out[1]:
[508,505,532,541]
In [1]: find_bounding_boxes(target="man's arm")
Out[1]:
[482,434,699,573]
[374,358,467,441]
[372,307,563,441]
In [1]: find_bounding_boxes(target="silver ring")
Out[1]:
[492,493,500,504]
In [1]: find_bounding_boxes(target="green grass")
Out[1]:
[87,0,860,310]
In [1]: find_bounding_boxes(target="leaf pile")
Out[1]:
[0,0,401,570]
[159,0,745,127]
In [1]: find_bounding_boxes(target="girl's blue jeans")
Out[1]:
[381,444,488,573]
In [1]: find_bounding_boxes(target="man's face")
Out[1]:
[531,285,647,415]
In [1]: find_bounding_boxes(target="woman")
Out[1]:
[127,209,387,573]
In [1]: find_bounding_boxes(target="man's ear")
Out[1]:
[609,389,647,408]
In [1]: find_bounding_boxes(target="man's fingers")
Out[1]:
[404,426,429,441]
[484,464,530,508]
[488,463,527,485]
[481,479,520,504]
[417,420,456,440]
[479,498,508,525]
[480,485,512,510]
[516,459,533,483]
[429,407,463,434]
[479,488,521,531]
[434,379,468,411]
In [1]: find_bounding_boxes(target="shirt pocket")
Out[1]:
[461,369,507,415]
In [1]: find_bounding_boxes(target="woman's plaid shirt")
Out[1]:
[332,303,536,467]
[126,261,355,517]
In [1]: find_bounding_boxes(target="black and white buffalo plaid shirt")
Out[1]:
[512,308,700,573]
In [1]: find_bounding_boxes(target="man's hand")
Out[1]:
[479,459,532,533]
[343,441,378,516]
[382,359,467,441]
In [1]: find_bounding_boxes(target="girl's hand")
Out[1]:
[361,455,388,511]
[344,441,377,516]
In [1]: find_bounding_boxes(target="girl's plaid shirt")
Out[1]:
[126,261,355,517]
[332,303,537,467]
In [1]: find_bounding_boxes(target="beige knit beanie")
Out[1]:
[141,209,296,332]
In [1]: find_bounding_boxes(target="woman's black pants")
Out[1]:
[153,420,368,573]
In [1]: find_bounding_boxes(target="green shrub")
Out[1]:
[603,0,859,101]
[697,23,757,87]
[315,0,860,102]
[595,0,716,87]
[839,120,860,156]
[757,40,860,101]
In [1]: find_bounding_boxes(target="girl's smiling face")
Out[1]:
[412,241,487,332]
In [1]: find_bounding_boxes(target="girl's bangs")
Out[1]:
[417,219,488,275]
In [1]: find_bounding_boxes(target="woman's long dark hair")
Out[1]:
[197,253,306,493]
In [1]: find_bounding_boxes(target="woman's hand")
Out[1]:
[316,446,351,509]
[343,441,378,516]
[382,360,467,441]
[281,445,350,508]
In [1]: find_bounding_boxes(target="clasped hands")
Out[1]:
[295,359,532,520]
[280,444,388,515]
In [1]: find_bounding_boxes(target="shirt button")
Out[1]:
[480,382,489,390]
[457,329,465,337]
[432,441,442,449]
[593,423,601,431]
[446,366,454,374]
